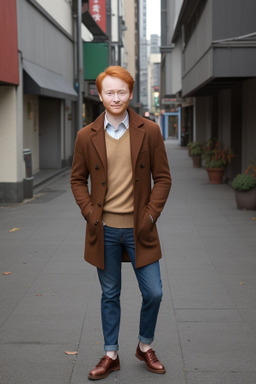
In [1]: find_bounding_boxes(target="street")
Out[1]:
[1,140,256,384]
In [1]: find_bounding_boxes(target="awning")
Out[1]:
[82,10,108,42]
[23,60,78,101]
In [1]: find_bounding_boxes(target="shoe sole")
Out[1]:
[88,365,120,380]
[135,353,166,374]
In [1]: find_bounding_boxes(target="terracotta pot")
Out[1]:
[192,155,201,168]
[206,168,225,184]
[234,188,256,210]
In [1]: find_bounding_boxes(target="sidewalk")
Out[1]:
[1,140,256,384]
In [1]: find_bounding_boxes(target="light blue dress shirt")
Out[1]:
[104,111,129,140]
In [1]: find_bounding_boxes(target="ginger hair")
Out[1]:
[96,66,134,95]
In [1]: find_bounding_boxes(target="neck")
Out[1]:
[106,110,127,130]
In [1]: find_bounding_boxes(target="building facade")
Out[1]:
[0,0,140,202]
[0,0,79,202]
[161,0,256,178]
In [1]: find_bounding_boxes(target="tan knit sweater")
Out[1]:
[102,129,134,228]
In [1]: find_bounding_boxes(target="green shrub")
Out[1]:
[203,140,234,168]
[190,142,203,156]
[232,174,256,192]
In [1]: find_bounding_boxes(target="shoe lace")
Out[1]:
[146,349,159,363]
[96,356,111,368]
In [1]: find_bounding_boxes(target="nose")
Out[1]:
[113,92,120,102]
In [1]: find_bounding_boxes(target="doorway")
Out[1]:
[39,98,61,169]
[162,108,181,143]
[167,115,179,138]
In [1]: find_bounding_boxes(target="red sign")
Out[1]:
[89,0,106,33]
[0,0,19,84]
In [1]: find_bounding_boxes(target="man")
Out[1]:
[71,66,171,380]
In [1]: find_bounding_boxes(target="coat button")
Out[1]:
[140,163,145,168]
[95,165,100,170]
[136,178,139,182]
[98,202,102,207]
[94,220,99,226]
[101,181,106,186]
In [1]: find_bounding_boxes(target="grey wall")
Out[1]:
[183,1,212,77]
[242,78,256,172]
[218,89,231,148]
[182,1,213,96]
[39,99,61,169]
[195,97,211,143]
[17,0,74,83]
[212,0,256,41]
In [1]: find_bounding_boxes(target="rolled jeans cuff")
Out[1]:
[105,344,119,352]
[138,334,154,344]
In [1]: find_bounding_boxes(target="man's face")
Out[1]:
[99,75,133,117]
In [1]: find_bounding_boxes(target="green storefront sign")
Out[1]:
[83,42,109,80]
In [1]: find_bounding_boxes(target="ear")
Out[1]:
[98,93,103,101]
[129,91,133,100]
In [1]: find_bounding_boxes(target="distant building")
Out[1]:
[150,34,160,54]
[123,0,140,111]
[139,0,148,111]
[148,35,161,115]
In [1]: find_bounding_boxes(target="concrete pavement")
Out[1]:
[1,140,256,384]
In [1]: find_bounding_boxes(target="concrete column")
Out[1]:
[0,86,24,202]
[0,52,25,202]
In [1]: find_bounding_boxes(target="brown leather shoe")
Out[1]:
[136,344,166,374]
[88,355,120,380]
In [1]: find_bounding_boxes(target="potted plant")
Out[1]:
[232,174,256,210]
[190,142,203,167]
[187,141,194,157]
[245,158,256,177]
[203,141,234,184]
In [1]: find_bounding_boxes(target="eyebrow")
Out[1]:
[104,89,127,92]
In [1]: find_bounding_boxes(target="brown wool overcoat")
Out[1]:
[70,107,172,270]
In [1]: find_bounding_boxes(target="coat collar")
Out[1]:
[90,107,146,172]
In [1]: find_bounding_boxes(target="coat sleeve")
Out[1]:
[70,130,93,219]
[146,125,172,222]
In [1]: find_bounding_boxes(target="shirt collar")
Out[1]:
[104,111,129,130]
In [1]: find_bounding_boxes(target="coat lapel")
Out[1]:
[90,112,107,171]
[128,107,145,172]
[90,108,145,173]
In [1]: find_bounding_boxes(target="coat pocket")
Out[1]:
[86,209,99,240]
[137,209,155,245]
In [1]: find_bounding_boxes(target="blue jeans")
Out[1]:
[97,226,163,351]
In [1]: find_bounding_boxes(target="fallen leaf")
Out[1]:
[9,228,20,232]
[251,217,256,221]
[2,272,12,275]
[240,282,245,285]
[64,351,78,355]
[36,293,42,296]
